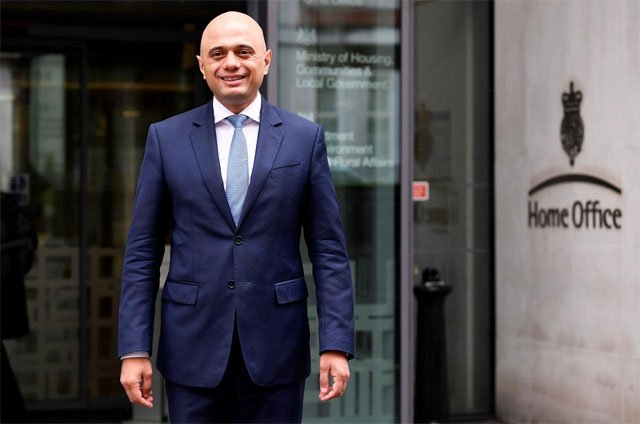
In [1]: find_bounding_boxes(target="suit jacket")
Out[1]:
[118,98,355,388]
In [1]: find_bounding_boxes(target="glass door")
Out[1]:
[273,1,401,422]
[1,44,84,407]
[84,34,200,405]
[1,2,253,421]
[1,33,203,418]
[412,0,493,416]
[1,4,232,419]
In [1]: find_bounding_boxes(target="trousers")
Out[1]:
[164,321,305,423]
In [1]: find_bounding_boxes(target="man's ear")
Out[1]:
[196,55,206,79]
[263,50,273,75]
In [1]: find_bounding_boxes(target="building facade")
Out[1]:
[1,1,637,423]
[495,1,639,422]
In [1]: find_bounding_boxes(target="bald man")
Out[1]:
[118,12,354,423]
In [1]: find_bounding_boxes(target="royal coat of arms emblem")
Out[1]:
[560,81,584,166]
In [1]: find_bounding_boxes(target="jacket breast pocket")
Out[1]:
[270,163,305,179]
[162,281,198,305]
[274,278,308,304]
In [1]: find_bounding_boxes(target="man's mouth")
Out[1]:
[220,75,245,82]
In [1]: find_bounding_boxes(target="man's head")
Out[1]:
[196,12,272,113]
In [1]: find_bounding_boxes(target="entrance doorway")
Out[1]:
[412,0,493,417]
[1,2,237,419]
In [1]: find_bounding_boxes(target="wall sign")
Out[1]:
[560,81,583,166]
[527,81,623,230]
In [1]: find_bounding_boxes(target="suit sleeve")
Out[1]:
[118,124,171,358]
[302,125,355,360]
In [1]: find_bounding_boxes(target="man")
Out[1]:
[118,11,354,423]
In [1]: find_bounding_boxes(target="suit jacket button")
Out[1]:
[234,236,243,245]
[228,280,235,289]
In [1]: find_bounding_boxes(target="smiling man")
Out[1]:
[117,11,354,423]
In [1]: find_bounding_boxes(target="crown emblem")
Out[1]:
[560,81,584,166]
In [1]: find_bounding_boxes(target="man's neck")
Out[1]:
[213,95,262,124]
[219,94,260,115]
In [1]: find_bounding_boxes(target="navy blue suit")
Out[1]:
[118,98,354,399]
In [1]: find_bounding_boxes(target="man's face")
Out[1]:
[197,14,272,113]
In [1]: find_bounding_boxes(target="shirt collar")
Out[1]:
[213,94,262,124]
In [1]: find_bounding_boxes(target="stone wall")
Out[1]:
[495,1,639,421]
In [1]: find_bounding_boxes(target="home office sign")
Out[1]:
[527,82,623,230]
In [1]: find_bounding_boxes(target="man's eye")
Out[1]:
[211,51,224,59]
[239,50,251,56]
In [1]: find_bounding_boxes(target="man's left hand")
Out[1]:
[318,351,350,401]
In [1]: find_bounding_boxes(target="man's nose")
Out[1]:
[223,52,240,69]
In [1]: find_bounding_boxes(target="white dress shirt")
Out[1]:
[121,95,262,360]
[213,94,261,189]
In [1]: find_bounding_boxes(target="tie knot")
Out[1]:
[227,114,249,129]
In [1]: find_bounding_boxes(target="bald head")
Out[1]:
[200,12,267,56]
[196,11,272,113]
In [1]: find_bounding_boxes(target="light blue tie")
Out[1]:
[226,114,249,225]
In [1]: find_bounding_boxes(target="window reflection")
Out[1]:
[277,1,400,422]
[413,0,492,415]
[84,39,198,398]
[1,5,207,407]
[1,49,82,402]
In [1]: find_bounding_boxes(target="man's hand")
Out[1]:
[318,351,350,401]
[120,357,154,408]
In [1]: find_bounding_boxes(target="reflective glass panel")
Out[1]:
[84,35,200,401]
[276,1,400,422]
[1,47,82,403]
[413,0,493,415]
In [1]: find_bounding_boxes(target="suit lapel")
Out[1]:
[238,100,283,227]
[189,100,236,230]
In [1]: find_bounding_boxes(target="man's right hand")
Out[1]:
[120,357,154,408]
